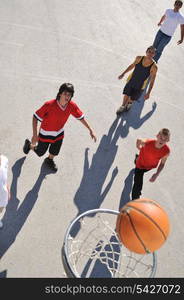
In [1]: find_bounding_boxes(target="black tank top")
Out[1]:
[128,56,154,89]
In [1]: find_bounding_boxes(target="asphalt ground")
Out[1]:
[0,0,184,278]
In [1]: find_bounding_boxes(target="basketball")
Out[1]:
[116,198,170,254]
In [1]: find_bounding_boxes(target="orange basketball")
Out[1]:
[116,198,170,254]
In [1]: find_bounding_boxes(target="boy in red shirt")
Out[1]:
[23,83,96,172]
[132,128,170,200]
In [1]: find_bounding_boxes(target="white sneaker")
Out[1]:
[116,105,126,114]
[0,220,3,229]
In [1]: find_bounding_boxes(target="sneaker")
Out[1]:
[116,105,126,115]
[0,220,3,229]
[23,139,31,154]
[126,102,133,111]
[134,154,139,165]
[44,157,58,172]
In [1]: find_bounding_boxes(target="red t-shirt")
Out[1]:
[136,139,170,170]
[34,99,84,143]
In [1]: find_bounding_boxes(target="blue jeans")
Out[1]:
[153,30,172,62]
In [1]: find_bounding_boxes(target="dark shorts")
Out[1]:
[34,139,63,157]
[123,82,143,101]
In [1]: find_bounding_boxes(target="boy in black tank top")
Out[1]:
[117,46,158,115]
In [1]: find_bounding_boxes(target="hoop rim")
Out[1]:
[62,208,157,278]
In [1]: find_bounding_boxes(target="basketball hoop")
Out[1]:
[62,208,157,278]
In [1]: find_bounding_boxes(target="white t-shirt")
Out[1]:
[0,154,9,207]
[161,9,184,36]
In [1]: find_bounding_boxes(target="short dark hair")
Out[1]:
[175,0,183,6]
[56,83,74,100]
[146,46,156,53]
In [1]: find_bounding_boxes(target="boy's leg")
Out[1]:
[116,94,130,114]
[117,81,133,114]
[23,139,31,154]
[153,30,162,50]
[153,31,171,62]
[23,139,49,156]
[34,141,49,156]
[125,98,134,111]
[125,88,143,111]
[122,94,130,106]
[44,139,63,172]
[131,168,146,200]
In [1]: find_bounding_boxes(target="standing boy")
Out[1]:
[132,128,170,200]
[153,0,184,62]
[23,83,97,172]
[117,46,157,114]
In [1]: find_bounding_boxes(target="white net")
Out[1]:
[62,209,156,278]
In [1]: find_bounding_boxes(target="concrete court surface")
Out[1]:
[0,0,183,278]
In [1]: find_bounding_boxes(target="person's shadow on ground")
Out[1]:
[0,269,7,278]
[74,118,121,214]
[69,97,156,238]
[117,92,157,139]
[118,168,135,210]
[0,157,54,259]
[70,118,122,237]
[63,96,156,275]
[116,96,156,208]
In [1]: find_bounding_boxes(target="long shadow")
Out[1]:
[73,118,124,214]
[0,157,53,258]
[70,96,156,239]
[64,96,156,276]
[73,92,156,214]
[70,118,123,237]
[118,93,157,139]
[118,168,135,210]
[63,93,157,277]
[73,96,155,213]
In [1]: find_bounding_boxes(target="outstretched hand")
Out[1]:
[149,173,158,182]
[31,135,38,145]
[144,93,150,100]
[118,74,124,80]
[90,130,97,142]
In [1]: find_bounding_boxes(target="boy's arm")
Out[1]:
[177,24,184,44]
[79,118,97,142]
[158,14,166,26]
[118,56,141,80]
[149,154,169,182]
[136,138,147,150]
[31,116,39,145]
[144,65,158,100]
